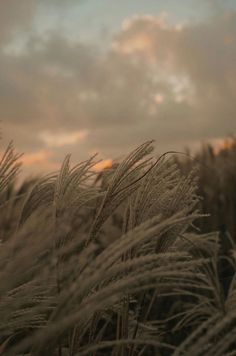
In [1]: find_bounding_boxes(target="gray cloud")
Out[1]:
[0,0,35,45]
[0,9,236,173]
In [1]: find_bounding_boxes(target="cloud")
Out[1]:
[0,0,35,46]
[111,12,236,133]
[20,149,53,166]
[0,9,236,172]
[94,159,113,171]
[0,0,82,37]
[212,137,236,154]
[18,149,60,179]
[39,130,88,148]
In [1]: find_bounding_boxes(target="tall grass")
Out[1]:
[0,139,235,355]
[176,138,236,239]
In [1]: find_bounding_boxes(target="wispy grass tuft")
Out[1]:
[0,139,235,355]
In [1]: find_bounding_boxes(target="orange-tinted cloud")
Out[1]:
[94,159,113,171]
[19,149,59,170]
[212,138,236,155]
[20,150,52,166]
[113,32,153,55]
[1,8,236,173]
[113,14,183,63]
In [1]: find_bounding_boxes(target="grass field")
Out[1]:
[0,139,236,355]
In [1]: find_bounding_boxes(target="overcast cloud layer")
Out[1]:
[0,1,236,176]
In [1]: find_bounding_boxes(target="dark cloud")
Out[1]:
[0,0,35,45]
[0,9,236,172]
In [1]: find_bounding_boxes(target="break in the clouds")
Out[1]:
[0,1,236,175]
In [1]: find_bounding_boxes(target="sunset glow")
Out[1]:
[0,0,235,174]
[1,3,236,353]
[19,150,60,173]
[94,159,113,171]
[20,150,53,166]
[213,138,236,155]
[113,33,153,54]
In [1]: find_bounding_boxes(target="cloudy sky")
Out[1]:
[0,0,236,176]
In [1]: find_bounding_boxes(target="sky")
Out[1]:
[0,0,236,177]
